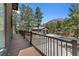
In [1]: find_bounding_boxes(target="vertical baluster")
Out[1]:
[33,34,34,46]
[41,37,43,52]
[38,36,41,50]
[41,35,42,52]
[43,36,44,54]
[48,38,49,56]
[36,34,38,48]
[66,42,67,56]
[44,36,46,55]
[41,35,42,53]
[47,37,48,56]
[46,37,47,55]
[40,35,42,52]
[61,41,62,56]
[57,40,58,56]
[53,39,55,56]
[30,32,32,45]
[44,37,46,54]
[35,34,36,47]
[50,39,52,56]
[43,36,45,54]
[41,35,43,53]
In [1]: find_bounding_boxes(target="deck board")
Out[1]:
[18,47,41,56]
[7,33,31,56]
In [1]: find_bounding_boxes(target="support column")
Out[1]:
[4,3,13,55]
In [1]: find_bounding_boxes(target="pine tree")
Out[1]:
[68,3,79,39]
[34,6,43,32]
[24,6,33,31]
[19,4,33,31]
[19,4,27,29]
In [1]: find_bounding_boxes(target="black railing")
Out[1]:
[19,30,78,56]
[31,32,77,56]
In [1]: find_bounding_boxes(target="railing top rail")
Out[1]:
[18,30,77,44]
[32,32,72,43]
[18,30,78,56]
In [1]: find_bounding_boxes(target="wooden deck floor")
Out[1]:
[7,33,41,56]
[18,47,41,56]
[7,33,30,56]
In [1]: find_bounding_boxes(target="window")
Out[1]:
[0,4,5,55]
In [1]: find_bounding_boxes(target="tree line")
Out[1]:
[13,4,43,32]
[13,4,79,39]
[47,4,79,38]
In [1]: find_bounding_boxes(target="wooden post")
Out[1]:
[30,32,32,45]
[5,4,13,55]
[72,40,77,56]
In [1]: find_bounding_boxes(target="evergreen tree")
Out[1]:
[34,6,43,29]
[68,3,79,39]
[19,4,27,29]
[19,4,33,31]
[24,6,33,31]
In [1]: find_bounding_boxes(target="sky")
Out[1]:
[19,3,72,24]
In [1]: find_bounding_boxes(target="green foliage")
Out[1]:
[13,10,18,24]
[46,4,79,37]
[19,4,34,31]
[68,3,79,38]
[69,4,79,26]
[12,10,20,31]
[34,6,43,27]
[18,4,43,31]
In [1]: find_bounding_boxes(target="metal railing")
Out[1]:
[19,30,77,56]
[31,32,77,56]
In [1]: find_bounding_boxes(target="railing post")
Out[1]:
[30,31,32,45]
[72,40,77,56]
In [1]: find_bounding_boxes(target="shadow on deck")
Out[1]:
[7,33,41,56]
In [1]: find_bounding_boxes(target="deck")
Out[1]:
[7,32,79,56]
[7,33,41,56]
[18,47,41,56]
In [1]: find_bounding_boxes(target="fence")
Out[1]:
[19,30,78,56]
[31,32,77,56]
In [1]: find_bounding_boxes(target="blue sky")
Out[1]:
[19,3,72,24]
